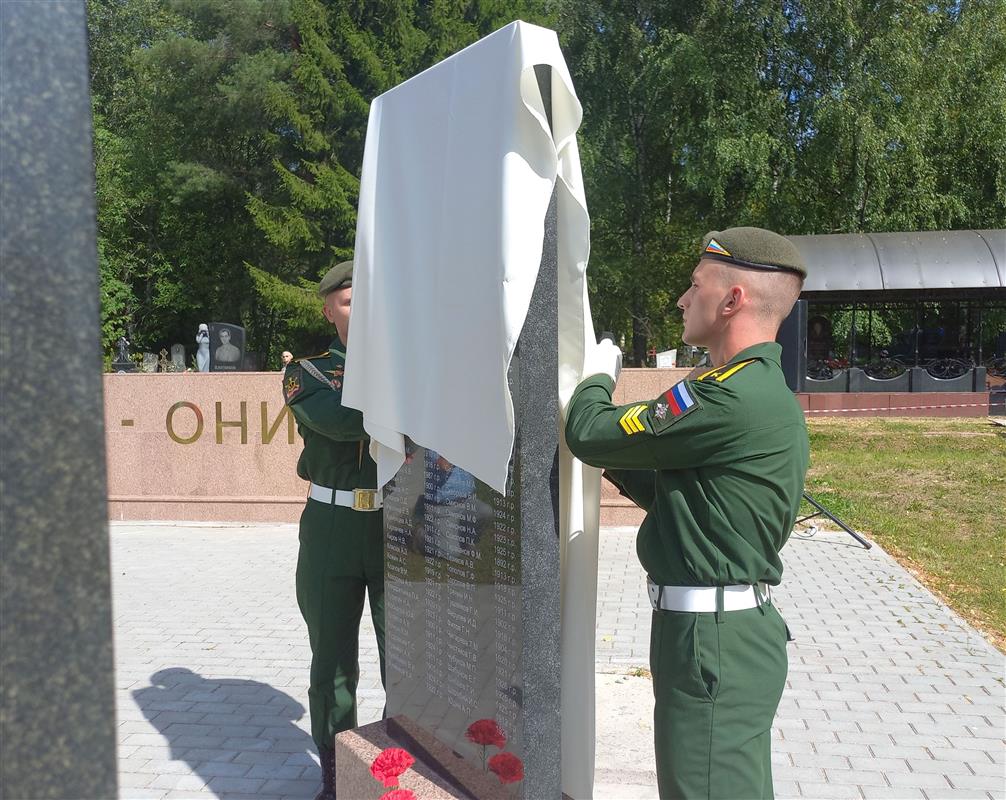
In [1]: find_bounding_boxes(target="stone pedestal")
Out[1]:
[335,717,513,800]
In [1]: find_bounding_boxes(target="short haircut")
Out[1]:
[709,261,804,325]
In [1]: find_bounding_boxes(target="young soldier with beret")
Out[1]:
[565,227,810,800]
[282,260,385,800]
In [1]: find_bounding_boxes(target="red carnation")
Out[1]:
[370,748,415,788]
[381,791,417,800]
[465,719,506,749]
[488,752,524,784]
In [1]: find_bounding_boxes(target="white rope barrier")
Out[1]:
[804,400,1005,415]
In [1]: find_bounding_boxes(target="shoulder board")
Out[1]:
[696,359,756,383]
[298,350,330,362]
[298,357,343,393]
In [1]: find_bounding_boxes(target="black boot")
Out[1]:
[315,746,337,800]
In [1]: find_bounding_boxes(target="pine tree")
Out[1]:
[245,0,554,361]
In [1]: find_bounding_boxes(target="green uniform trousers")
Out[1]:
[296,498,386,749]
[651,602,788,800]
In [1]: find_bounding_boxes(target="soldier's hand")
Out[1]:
[582,339,622,384]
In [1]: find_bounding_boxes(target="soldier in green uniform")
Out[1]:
[282,260,385,800]
[565,227,810,800]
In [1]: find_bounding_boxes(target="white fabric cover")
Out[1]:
[343,21,602,798]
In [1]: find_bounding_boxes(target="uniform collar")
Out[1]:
[723,341,782,368]
[328,336,346,356]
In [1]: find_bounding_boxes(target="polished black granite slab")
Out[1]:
[383,448,527,782]
[1,2,118,797]
[382,66,561,799]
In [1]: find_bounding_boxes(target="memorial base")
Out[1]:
[335,716,514,800]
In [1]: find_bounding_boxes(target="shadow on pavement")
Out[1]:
[134,667,319,798]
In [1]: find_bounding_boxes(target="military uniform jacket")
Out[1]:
[282,338,378,491]
[565,342,809,587]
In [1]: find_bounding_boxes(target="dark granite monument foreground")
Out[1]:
[347,67,562,800]
[0,2,119,798]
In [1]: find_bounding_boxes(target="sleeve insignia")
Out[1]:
[650,380,700,432]
[283,369,302,402]
[618,404,648,436]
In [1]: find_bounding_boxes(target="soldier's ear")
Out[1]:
[321,297,336,324]
[721,285,745,317]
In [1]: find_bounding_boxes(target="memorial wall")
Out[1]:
[103,372,306,521]
[101,368,986,527]
[101,369,689,525]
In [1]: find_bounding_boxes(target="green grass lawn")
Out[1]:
[803,417,1005,652]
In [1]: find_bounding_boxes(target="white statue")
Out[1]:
[195,323,210,372]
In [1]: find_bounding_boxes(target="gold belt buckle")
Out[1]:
[352,488,378,511]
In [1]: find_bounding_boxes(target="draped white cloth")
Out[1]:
[343,21,602,798]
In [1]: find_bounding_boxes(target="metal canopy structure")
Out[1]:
[788,230,1005,295]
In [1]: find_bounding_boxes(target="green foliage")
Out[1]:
[830,308,894,353]
[245,0,366,272]
[561,0,1006,361]
[90,0,1004,366]
[89,0,554,369]
[246,264,329,332]
[776,0,1006,234]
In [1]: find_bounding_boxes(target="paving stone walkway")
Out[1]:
[110,522,1003,800]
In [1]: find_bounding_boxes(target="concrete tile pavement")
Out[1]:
[110,522,1004,800]
[595,526,1005,800]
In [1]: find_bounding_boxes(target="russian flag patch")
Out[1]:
[651,380,700,431]
[704,238,731,256]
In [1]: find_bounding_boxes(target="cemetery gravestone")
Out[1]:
[655,349,677,368]
[170,343,186,371]
[209,322,246,372]
[112,335,136,373]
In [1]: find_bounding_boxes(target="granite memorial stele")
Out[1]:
[334,46,565,800]
[1,2,119,797]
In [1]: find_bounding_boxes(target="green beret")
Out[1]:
[317,260,354,297]
[700,227,807,278]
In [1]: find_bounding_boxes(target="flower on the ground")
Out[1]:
[488,751,524,784]
[465,718,506,749]
[370,748,415,788]
[381,790,417,800]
